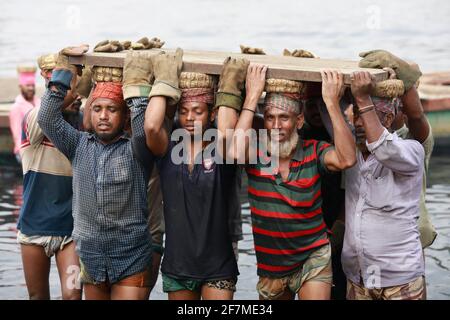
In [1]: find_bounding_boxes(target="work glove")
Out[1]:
[51,45,89,93]
[215,57,250,111]
[240,44,266,55]
[122,51,154,100]
[94,40,124,52]
[135,37,165,50]
[358,49,422,91]
[148,48,183,106]
[283,48,316,58]
[76,67,93,98]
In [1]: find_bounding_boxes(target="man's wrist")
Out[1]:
[355,95,372,108]
[244,95,259,109]
[324,98,340,108]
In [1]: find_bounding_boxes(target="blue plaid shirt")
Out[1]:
[38,71,154,283]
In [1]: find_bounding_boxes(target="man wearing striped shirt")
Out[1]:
[218,65,356,300]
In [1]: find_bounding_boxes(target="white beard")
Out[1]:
[267,130,299,159]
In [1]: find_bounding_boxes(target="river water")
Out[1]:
[0,154,449,300]
[0,0,449,300]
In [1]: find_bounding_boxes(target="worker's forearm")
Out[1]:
[355,96,385,143]
[400,86,430,142]
[327,100,356,164]
[145,96,167,135]
[232,96,258,161]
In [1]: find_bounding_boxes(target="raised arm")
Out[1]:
[319,70,356,171]
[232,64,267,163]
[215,57,249,162]
[143,49,183,157]
[400,85,430,143]
[358,50,428,142]
[144,96,170,157]
[121,51,159,166]
[351,71,424,175]
[37,45,88,160]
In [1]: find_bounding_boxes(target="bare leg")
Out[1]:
[55,241,82,300]
[298,281,331,300]
[111,285,150,300]
[148,252,162,295]
[84,283,111,300]
[201,285,234,300]
[168,290,201,300]
[20,244,51,300]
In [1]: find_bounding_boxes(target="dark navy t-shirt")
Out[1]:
[157,140,239,281]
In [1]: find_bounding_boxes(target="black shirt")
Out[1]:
[157,139,239,281]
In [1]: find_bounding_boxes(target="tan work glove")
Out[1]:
[121,41,132,50]
[76,67,93,99]
[54,45,88,75]
[148,48,183,105]
[215,57,250,111]
[240,44,266,55]
[358,49,422,91]
[122,51,154,100]
[94,40,124,52]
[135,37,165,50]
[283,48,316,58]
[52,45,89,94]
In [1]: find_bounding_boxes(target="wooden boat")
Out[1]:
[418,72,450,144]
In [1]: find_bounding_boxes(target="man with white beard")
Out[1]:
[217,65,356,300]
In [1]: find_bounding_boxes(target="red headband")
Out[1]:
[92,82,124,104]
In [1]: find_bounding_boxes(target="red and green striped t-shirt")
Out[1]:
[246,139,334,277]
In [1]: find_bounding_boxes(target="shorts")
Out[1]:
[346,276,426,300]
[162,274,237,293]
[17,230,73,258]
[79,259,152,288]
[257,243,333,300]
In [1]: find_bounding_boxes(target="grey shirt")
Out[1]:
[343,128,425,288]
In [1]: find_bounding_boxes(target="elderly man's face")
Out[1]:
[264,107,304,143]
[20,84,35,101]
[90,98,128,143]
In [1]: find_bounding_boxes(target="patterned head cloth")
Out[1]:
[371,96,400,115]
[180,88,215,106]
[92,82,124,105]
[263,93,302,114]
